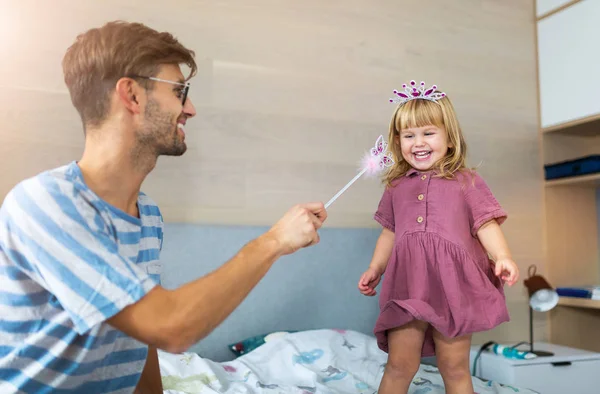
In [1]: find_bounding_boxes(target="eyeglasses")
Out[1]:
[130,75,190,106]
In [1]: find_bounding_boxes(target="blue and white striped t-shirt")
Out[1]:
[0,161,164,393]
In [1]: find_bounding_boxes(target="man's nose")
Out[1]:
[184,97,197,118]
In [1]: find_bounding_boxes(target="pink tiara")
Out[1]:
[389,80,446,105]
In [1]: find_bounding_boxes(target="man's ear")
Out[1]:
[115,77,143,114]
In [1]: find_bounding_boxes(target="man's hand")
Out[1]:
[267,202,327,255]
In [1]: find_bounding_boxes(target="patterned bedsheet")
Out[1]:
[158,329,539,393]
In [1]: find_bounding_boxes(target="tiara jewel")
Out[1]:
[389,80,446,105]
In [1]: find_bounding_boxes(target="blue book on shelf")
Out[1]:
[556,287,593,298]
[544,155,600,180]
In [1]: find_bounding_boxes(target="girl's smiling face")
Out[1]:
[398,124,452,171]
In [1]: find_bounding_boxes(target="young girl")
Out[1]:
[358,80,519,394]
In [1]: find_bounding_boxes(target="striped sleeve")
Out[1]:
[0,176,157,335]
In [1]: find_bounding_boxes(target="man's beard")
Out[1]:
[135,98,187,158]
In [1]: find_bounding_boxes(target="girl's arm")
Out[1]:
[476,219,519,285]
[477,219,511,260]
[369,227,395,274]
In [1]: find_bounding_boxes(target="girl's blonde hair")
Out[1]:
[383,93,470,186]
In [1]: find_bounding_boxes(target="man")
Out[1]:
[0,21,326,393]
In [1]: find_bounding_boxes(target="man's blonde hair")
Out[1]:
[62,21,197,128]
[383,94,470,186]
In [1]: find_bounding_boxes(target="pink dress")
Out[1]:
[373,168,509,357]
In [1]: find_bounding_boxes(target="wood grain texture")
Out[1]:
[0,0,541,222]
[549,306,600,352]
[544,186,599,288]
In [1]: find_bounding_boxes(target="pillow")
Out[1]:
[228,331,295,357]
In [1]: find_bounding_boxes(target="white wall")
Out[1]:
[537,0,600,128]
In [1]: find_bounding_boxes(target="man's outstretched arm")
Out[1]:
[107,202,326,353]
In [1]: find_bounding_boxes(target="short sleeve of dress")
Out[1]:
[463,172,507,237]
[374,185,395,232]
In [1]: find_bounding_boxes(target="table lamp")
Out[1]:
[523,264,559,357]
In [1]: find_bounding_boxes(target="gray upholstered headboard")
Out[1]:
[159,223,382,362]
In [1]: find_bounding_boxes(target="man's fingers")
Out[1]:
[308,212,322,230]
[312,232,320,246]
[300,202,327,222]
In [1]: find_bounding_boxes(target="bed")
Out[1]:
[157,329,540,393]
[158,224,539,393]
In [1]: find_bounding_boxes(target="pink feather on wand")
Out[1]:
[324,135,394,209]
[361,151,386,177]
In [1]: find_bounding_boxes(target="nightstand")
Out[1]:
[470,342,600,394]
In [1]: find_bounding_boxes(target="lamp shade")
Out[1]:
[524,265,559,312]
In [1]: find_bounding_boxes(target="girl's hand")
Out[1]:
[358,267,382,296]
[494,258,519,286]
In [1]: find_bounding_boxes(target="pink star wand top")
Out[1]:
[324,135,394,209]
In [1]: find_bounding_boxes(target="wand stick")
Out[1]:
[324,135,394,209]
[325,168,367,209]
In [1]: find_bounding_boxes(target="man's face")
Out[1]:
[136,64,196,157]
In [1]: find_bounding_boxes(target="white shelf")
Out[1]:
[542,114,600,137]
[545,173,600,188]
[558,297,600,310]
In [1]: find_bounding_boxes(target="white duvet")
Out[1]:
[158,329,539,394]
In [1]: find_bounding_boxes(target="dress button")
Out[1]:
[418,194,424,201]
[421,175,427,180]
[417,216,423,223]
